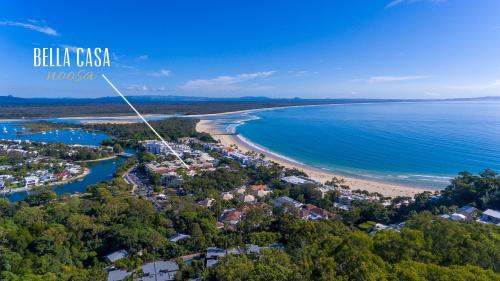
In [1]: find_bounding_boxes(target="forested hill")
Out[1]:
[1,95,498,118]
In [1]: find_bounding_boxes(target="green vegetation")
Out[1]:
[2,157,498,280]
[0,100,332,118]
[85,118,213,143]
[16,121,83,134]
[18,118,214,146]
[392,169,500,222]
[1,121,499,280]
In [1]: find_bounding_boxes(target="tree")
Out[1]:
[25,188,56,206]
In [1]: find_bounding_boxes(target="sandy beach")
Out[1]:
[196,119,432,198]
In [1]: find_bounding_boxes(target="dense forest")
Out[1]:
[86,118,213,143]
[0,95,442,118]
[0,102,332,118]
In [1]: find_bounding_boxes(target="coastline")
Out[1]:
[55,104,337,124]
[196,119,432,198]
[0,167,91,195]
[77,155,117,162]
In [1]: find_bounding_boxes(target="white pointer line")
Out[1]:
[101,74,189,169]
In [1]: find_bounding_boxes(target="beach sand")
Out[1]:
[196,119,432,198]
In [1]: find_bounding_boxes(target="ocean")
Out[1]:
[221,101,500,189]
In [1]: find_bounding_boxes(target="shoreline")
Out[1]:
[77,155,117,163]
[196,119,432,198]
[54,104,339,123]
[0,167,91,195]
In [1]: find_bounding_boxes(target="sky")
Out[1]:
[1,0,500,99]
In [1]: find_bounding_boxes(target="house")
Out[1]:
[478,209,500,225]
[450,213,467,221]
[105,249,128,263]
[250,184,272,198]
[169,233,191,243]
[24,176,40,188]
[227,151,251,165]
[300,204,334,220]
[239,194,256,203]
[221,209,242,225]
[161,172,182,187]
[220,192,234,201]
[456,205,479,220]
[272,196,303,209]
[234,187,246,194]
[107,269,130,281]
[334,193,369,210]
[55,171,70,180]
[281,176,319,185]
[198,198,215,208]
[144,141,169,155]
[135,260,179,281]
[205,247,241,268]
[371,223,388,233]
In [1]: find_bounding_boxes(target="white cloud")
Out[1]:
[353,75,430,83]
[148,69,172,78]
[60,44,82,53]
[135,54,149,61]
[386,0,446,8]
[114,63,137,70]
[0,20,59,36]
[180,71,276,92]
[126,84,169,92]
[288,70,317,77]
[446,80,500,91]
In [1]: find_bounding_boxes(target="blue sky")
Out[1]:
[1,0,500,99]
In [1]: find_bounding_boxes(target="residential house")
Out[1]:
[205,247,241,268]
[272,196,303,209]
[456,205,479,220]
[105,249,129,263]
[300,204,334,220]
[24,176,40,188]
[220,192,234,201]
[169,233,191,243]
[198,198,215,208]
[239,194,256,203]
[478,209,500,225]
[107,269,130,281]
[135,260,179,281]
[281,175,320,186]
[250,184,272,198]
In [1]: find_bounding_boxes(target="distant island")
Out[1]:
[0,95,498,118]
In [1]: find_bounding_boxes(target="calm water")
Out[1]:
[1,121,110,145]
[1,121,125,201]
[230,101,500,188]
[4,157,125,201]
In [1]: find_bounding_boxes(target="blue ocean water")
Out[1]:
[231,101,500,188]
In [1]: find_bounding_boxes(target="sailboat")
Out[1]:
[2,126,7,134]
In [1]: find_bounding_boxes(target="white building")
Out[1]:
[144,141,169,155]
[478,209,500,225]
[281,175,320,185]
[24,176,40,188]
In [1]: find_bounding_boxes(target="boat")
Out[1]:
[2,126,7,133]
